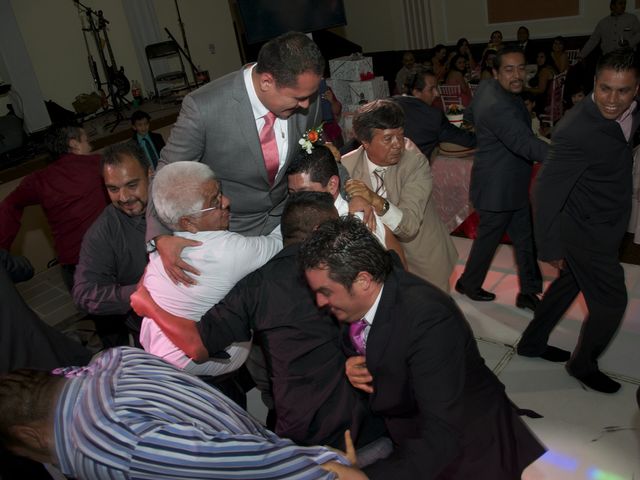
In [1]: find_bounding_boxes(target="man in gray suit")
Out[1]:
[455,46,548,313]
[147,31,324,285]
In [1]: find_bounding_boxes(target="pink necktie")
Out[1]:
[259,112,279,185]
[349,318,368,355]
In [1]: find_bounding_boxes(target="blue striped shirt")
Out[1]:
[53,347,347,479]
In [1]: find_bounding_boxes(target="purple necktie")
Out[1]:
[349,318,368,355]
[259,111,279,185]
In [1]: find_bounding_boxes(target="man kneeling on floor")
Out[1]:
[0,347,365,479]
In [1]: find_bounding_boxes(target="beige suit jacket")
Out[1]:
[342,139,457,292]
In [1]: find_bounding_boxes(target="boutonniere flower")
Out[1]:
[298,124,324,154]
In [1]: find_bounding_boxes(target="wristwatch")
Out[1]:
[379,198,390,216]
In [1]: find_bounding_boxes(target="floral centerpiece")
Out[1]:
[299,124,324,153]
[445,104,465,128]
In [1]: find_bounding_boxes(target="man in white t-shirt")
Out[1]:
[140,161,282,377]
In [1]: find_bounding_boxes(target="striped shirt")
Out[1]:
[53,347,347,479]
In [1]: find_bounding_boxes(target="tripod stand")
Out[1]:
[75,1,131,132]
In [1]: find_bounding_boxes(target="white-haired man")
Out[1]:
[140,161,282,378]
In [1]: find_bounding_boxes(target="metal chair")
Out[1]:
[539,72,567,128]
[438,84,463,111]
[566,49,580,66]
[145,41,189,98]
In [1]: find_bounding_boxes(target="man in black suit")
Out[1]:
[130,193,386,454]
[455,46,548,312]
[392,66,476,159]
[130,110,165,169]
[517,49,640,394]
[300,216,545,480]
[515,26,537,65]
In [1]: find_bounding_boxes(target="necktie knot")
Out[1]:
[373,168,387,197]
[349,318,368,355]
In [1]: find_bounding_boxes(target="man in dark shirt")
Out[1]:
[0,125,108,290]
[392,66,475,159]
[131,192,386,453]
[73,142,150,347]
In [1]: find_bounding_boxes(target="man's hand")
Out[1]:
[345,179,377,206]
[546,259,566,270]
[345,356,374,394]
[321,462,368,479]
[155,235,202,285]
[348,196,377,232]
[130,284,155,318]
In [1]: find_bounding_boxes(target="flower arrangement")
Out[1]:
[298,124,324,154]
[446,104,465,115]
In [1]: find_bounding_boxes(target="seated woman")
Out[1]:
[526,50,558,116]
[456,37,477,76]
[445,54,473,106]
[430,44,449,83]
[479,48,498,81]
[550,36,570,73]
[487,30,504,51]
[140,162,282,377]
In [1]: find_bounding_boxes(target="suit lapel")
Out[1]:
[365,272,399,374]
[350,148,374,190]
[232,67,265,169]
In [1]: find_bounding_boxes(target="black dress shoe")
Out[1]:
[566,367,621,394]
[516,293,540,312]
[455,280,496,301]
[517,345,571,362]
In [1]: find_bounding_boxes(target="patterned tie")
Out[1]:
[349,318,368,355]
[373,167,387,198]
[259,112,279,185]
[142,137,158,168]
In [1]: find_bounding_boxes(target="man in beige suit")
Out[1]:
[343,100,457,292]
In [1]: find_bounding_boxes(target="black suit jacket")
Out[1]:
[392,95,476,159]
[354,266,544,479]
[197,244,382,448]
[533,95,640,260]
[465,79,548,211]
[131,131,165,168]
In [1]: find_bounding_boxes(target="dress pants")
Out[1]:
[518,246,627,376]
[459,206,542,293]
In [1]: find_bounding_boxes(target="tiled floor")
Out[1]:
[450,237,640,480]
[20,236,640,479]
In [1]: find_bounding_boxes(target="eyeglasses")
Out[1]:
[189,187,223,216]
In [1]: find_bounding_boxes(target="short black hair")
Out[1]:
[101,141,150,173]
[405,66,436,94]
[130,110,151,124]
[44,125,84,158]
[596,48,639,78]
[493,45,525,70]
[286,145,339,187]
[281,191,336,245]
[255,31,325,88]
[298,215,393,290]
[353,100,405,143]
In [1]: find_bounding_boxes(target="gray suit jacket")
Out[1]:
[147,66,321,238]
[341,140,457,291]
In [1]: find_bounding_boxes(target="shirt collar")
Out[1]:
[363,285,384,326]
[243,63,270,121]
[364,150,386,176]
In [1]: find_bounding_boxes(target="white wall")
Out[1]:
[3,0,241,111]
[2,0,639,111]
[337,0,640,52]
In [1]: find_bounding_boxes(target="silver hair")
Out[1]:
[152,161,216,231]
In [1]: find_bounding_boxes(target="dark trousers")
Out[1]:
[518,247,627,375]
[460,206,542,293]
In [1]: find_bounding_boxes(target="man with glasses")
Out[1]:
[139,161,282,380]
